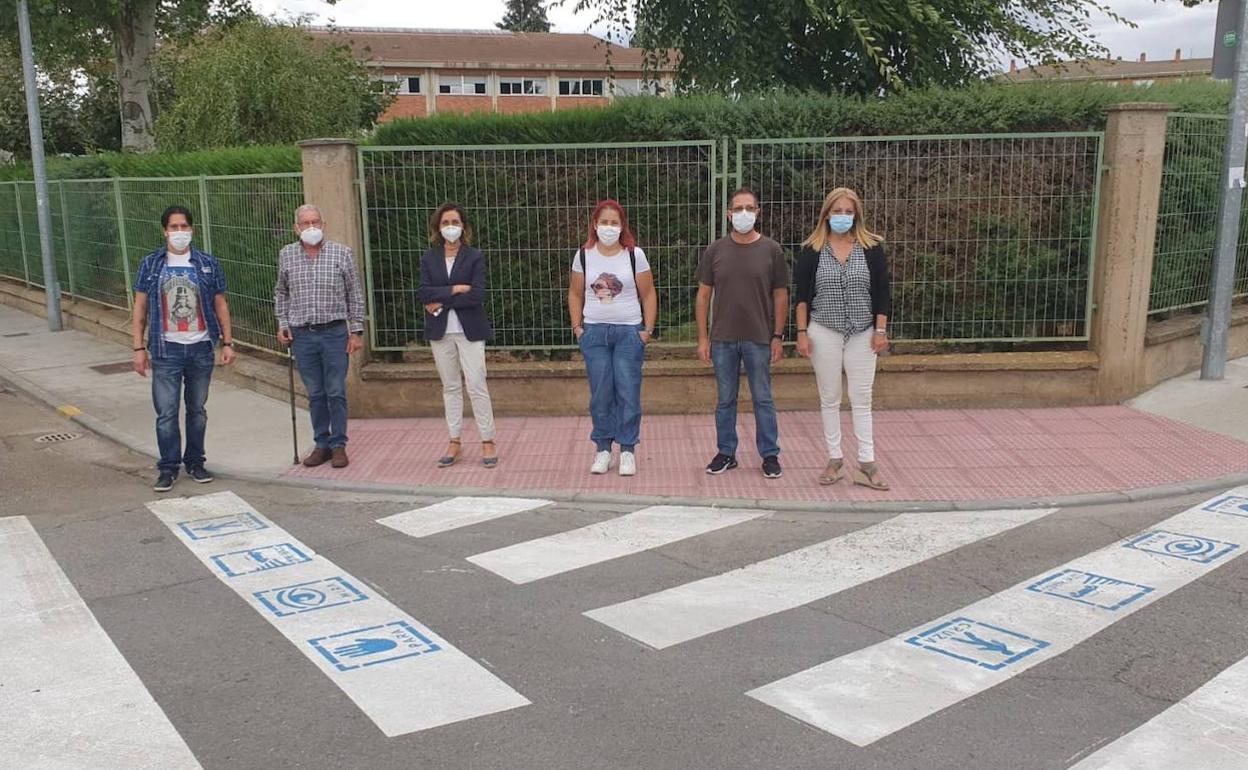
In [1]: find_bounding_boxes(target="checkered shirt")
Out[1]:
[274,240,365,333]
[811,241,874,338]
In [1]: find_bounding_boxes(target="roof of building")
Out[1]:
[1000,56,1213,83]
[308,27,677,73]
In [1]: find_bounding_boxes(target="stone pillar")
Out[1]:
[297,138,370,416]
[1092,103,1171,402]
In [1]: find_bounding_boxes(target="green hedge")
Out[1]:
[0,144,300,182]
[372,81,1230,147]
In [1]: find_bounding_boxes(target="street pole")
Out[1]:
[1204,0,1248,378]
[16,0,63,332]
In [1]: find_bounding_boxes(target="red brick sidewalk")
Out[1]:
[284,406,1248,503]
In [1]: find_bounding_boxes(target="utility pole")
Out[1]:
[1204,0,1248,378]
[16,0,63,331]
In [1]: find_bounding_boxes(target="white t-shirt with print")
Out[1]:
[159,251,210,345]
[571,245,650,325]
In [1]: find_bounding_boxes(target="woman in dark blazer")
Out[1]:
[793,187,891,490]
[419,202,497,468]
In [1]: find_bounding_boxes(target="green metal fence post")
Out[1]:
[57,180,76,298]
[14,184,30,287]
[113,179,133,311]
[197,175,214,255]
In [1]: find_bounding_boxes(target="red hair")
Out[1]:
[583,199,637,250]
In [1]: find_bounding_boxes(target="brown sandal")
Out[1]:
[482,440,498,468]
[437,439,462,468]
[852,461,890,490]
[818,458,845,486]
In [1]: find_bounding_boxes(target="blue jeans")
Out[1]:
[711,340,780,458]
[579,323,646,452]
[292,323,350,449]
[150,340,215,474]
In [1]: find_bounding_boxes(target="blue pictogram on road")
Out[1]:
[1026,569,1154,611]
[254,577,369,618]
[905,617,1049,671]
[1123,531,1239,564]
[1201,496,1248,519]
[209,543,311,577]
[178,511,269,540]
[309,621,443,672]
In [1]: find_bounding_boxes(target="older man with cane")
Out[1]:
[275,204,366,468]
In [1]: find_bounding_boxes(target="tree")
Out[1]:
[498,0,553,32]
[570,0,1136,94]
[153,21,393,151]
[0,0,253,153]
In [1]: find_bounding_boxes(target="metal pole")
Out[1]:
[16,0,62,331]
[1204,0,1248,379]
[288,352,300,465]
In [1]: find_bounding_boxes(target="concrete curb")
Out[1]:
[4,361,1246,514]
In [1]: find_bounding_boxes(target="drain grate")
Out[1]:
[89,361,134,375]
[34,432,81,444]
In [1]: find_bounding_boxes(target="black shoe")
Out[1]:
[186,465,215,483]
[762,455,783,479]
[705,453,738,475]
[153,472,176,492]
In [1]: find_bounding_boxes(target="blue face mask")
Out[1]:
[828,214,854,234]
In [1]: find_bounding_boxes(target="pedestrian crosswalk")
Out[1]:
[6,487,1248,767]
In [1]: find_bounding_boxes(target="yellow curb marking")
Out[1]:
[57,405,82,417]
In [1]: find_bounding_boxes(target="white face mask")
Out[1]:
[299,226,324,246]
[167,231,193,252]
[731,210,757,234]
[596,225,621,246]
[440,225,463,243]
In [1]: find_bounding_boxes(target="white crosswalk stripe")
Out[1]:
[376,496,554,538]
[746,487,1248,747]
[1069,652,1248,769]
[465,505,770,584]
[148,491,530,737]
[584,508,1055,649]
[0,516,202,769]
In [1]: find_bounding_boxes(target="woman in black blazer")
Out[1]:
[419,202,497,468]
[793,187,891,490]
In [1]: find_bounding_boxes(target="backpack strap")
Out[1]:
[578,246,586,275]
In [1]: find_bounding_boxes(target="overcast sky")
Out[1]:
[252,0,1223,67]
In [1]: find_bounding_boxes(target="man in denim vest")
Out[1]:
[132,205,235,492]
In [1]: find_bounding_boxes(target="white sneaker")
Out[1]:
[590,450,612,474]
[619,451,636,476]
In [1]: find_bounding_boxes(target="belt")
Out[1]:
[295,319,346,331]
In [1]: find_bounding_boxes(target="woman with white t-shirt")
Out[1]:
[567,199,658,476]
[420,202,498,468]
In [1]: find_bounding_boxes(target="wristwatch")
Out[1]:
[771,333,784,341]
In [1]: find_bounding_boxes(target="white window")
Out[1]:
[1132,78,1155,88]
[438,75,488,95]
[612,78,665,96]
[499,78,547,95]
[402,76,422,95]
[558,78,605,96]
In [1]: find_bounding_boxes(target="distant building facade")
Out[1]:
[309,27,678,121]
[1000,50,1213,88]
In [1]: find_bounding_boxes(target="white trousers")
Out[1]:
[430,333,496,441]
[807,323,878,462]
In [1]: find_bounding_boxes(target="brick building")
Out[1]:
[310,27,677,121]
[1000,50,1212,87]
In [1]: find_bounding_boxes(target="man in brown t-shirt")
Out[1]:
[695,187,790,479]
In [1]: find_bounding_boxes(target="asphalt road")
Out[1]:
[3,386,1246,770]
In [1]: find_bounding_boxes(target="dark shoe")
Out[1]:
[705,453,738,475]
[481,440,499,468]
[186,465,215,483]
[437,439,462,468]
[302,447,332,467]
[331,446,349,468]
[762,455,783,479]
[153,472,176,492]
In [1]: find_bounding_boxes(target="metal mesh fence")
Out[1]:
[1150,113,1248,316]
[739,133,1103,342]
[0,174,303,354]
[360,142,718,349]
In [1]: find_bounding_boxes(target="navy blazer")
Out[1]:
[419,244,493,342]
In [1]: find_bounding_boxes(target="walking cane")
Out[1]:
[287,349,300,465]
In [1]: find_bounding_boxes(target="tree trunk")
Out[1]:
[114,0,158,153]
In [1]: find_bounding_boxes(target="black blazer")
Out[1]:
[793,243,891,321]
[419,244,493,342]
